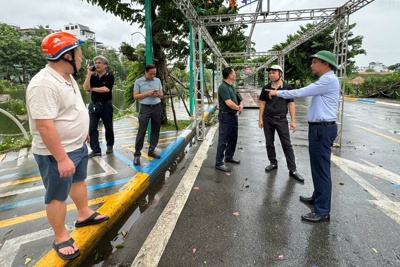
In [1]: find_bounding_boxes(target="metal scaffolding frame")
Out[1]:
[333,10,351,147]
[171,0,375,144]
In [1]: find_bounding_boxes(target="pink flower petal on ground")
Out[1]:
[226,172,231,176]
[233,212,239,216]
[278,254,284,259]
[193,248,197,253]
[193,186,200,190]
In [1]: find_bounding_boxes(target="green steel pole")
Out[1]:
[189,24,194,115]
[145,0,153,64]
[145,0,152,142]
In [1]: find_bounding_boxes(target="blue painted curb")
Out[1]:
[357,98,376,103]
[145,104,217,184]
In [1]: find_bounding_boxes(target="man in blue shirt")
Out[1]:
[266,50,339,222]
[133,64,164,165]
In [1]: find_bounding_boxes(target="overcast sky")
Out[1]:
[1,0,398,67]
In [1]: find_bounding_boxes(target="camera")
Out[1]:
[90,66,96,71]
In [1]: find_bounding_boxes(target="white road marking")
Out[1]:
[331,155,400,184]
[0,223,74,267]
[0,157,118,198]
[331,155,400,224]
[17,148,28,166]
[131,125,218,267]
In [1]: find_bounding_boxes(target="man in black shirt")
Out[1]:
[258,65,304,182]
[83,55,115,158]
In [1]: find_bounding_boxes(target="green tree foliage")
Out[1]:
[270,23,365,87]
[388,63,400,71]
[346,72,400,98]
[82,0,249,124]
[82,0,249,64]
[123,43,147,105]
[0,24,50,82]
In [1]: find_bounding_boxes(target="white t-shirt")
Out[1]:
[26,65,89,155]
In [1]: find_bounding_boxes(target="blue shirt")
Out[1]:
[134,76,162,105]
[276,70,339,122]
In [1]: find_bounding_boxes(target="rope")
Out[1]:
[112,100,137,112]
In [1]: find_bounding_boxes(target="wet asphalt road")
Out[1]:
[104,98,400,267]
[0,98,399,266]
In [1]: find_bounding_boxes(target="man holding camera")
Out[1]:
[83,56,115,158]
[133,64,164,165]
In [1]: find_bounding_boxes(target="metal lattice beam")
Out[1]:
[230,62,265,67]
[200,7,338,26]
[222,51,281,58]
[256,0,375,71]
[172,0,227,66]
[245,0,265,53]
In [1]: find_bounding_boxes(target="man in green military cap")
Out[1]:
[266,50,339,223]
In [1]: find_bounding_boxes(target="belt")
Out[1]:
[141,102,160,107]
[92,100,111,105]
[308,121,336,126]
[220,111,236,115]
[268,115,287,119]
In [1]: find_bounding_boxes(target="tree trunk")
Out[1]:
[153,38,168,126]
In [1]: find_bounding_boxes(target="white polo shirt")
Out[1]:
[26,65,89,155]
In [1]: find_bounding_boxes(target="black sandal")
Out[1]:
[52,237,80,260]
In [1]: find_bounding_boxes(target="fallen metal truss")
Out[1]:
[172,0,375,145]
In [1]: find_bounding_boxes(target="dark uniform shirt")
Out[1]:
[259,81,294,117]
[218,81,238,114]
[90,72,114,103]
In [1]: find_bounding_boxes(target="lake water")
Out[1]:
[0,89,132,139]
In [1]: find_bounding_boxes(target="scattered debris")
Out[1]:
[372,248,378,253]
[115,244,124,249]
[193,186,200,190]
[192,248,196,253]
[24,258,31,265]
[233,212,239,216]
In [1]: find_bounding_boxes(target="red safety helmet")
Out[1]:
[41,32,85,60]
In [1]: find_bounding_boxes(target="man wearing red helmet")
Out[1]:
[26,32,109,260]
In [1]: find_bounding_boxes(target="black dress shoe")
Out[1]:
[299,196,315,205]
[289,171,305,182]
[225,158,241,164]
[215,164,231,172]
[89,151,101,158]
[133,156,140,165]
[301,212,330,222]
[265,164,278,172]
[148,151,161,159]
[106,146,113,154]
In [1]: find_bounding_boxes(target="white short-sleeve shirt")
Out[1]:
[26,65,89,155]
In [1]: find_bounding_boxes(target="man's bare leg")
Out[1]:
[46,200,78,256]
[69,180,107,222]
